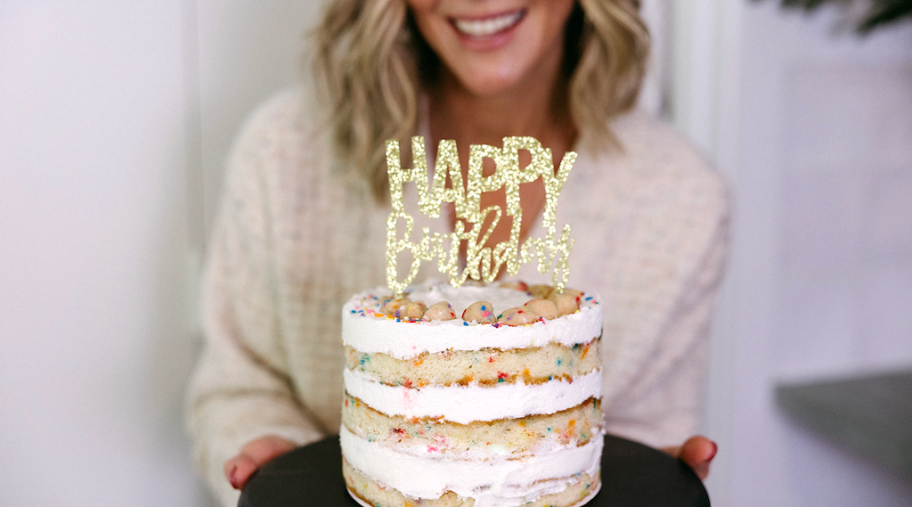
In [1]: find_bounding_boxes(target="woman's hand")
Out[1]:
[662,435,718,480]
[224,435,296,490]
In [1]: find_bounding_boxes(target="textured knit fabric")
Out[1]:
[186,88,730,506]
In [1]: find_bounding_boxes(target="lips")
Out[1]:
[451,10,525,38]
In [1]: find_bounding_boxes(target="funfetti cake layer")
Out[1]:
[344,339,601,386]
[342,392,602,457]
[340,282,604,507]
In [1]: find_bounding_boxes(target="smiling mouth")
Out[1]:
[451,10,525,38]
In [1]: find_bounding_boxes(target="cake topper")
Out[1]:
[385,136,575,298]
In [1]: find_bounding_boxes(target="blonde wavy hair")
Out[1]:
[312,0,649,203]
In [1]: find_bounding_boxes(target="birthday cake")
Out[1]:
[340,281,604,507]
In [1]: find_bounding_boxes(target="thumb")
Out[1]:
[678,435,717,480]
[224,435,296,490]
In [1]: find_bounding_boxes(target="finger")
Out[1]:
[659,444,682,458]
[691,461,710,481]
[224,436,296,490]
[678,436,717,480]
[679,435,716,466]
[224,453,259,490]
[240,435,296,465]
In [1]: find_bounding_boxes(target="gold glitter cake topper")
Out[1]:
[386,136,575,297]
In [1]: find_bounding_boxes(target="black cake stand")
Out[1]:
[238,434,710,507]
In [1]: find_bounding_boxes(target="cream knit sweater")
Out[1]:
[186,88,730,506]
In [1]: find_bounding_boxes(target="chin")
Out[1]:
[452,65,528,98]
[462,80,520,98]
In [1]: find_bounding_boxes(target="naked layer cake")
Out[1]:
[340,281,604,507]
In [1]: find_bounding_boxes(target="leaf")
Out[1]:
[752,0,912,34]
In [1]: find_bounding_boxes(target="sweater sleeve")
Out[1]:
[603,187,730,449]
[185,102,324,506]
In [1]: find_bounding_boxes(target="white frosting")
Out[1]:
[344,368,602,423]
[347,482,602,507]
[340,424,603,507]
[342,284,602,359]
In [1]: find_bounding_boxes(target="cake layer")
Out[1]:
[340,424,603,505]
[344,339,600,387]
[343,368,602,424]
[342,392,602,457]
[343,286,602,360]
[343,458,600,507]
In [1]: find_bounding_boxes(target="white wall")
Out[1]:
[0,1,322,505]
[195,0,323,234]
[672,2,912,506]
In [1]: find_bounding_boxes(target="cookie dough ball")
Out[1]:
[523,298,559,320]
[423,301,457,321]
[498,280,528,292]
[381,298,427,320]
[528,284,554,299]
[462,301,496,324]
[497,307,540,326]
[559,287,583,300]
[548,293,580,316]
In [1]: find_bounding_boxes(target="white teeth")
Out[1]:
[453,11,523,37]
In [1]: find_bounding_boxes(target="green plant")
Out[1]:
[755,0,912,34]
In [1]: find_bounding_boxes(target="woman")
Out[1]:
[187,1,726,505]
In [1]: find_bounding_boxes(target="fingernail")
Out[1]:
[709,441,718,460]
[229,465,240,489]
